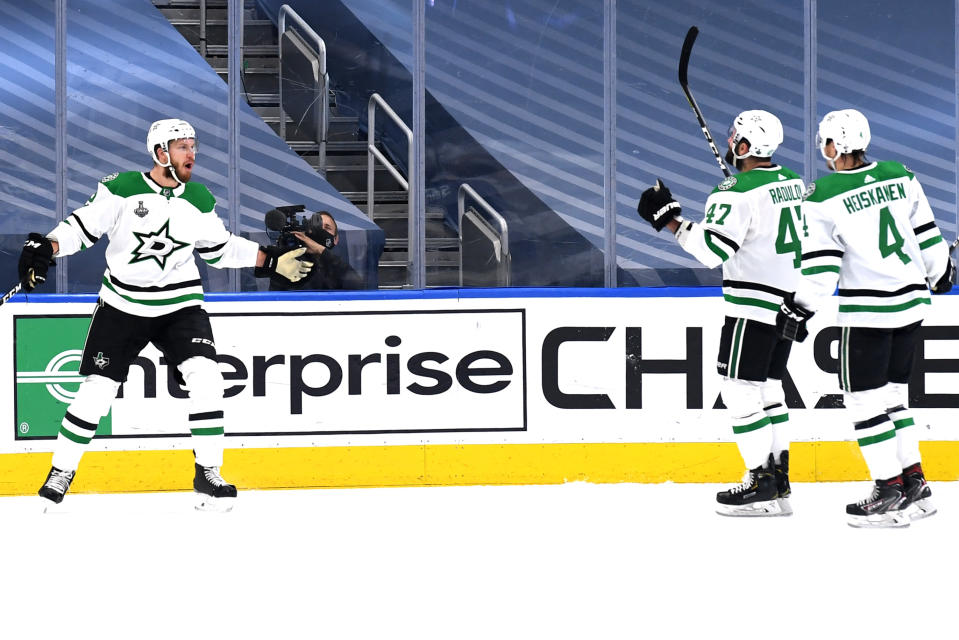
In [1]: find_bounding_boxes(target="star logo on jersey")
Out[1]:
[864,175,876,184]
[129,220,189,269]
[92,351,110,370]
[777,173,788,181]
[133,201,149,218]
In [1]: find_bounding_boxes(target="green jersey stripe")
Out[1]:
[722,294,781,312]
[919,235,943,250]
[838,298,930,313]
[705,234,729,261]
[102,277,204,306]
[801,265,840,275]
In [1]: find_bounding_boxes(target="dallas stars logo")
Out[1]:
[92,351,110,369]
[130,220,189,269]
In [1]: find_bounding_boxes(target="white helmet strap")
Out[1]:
[153,142,186,185]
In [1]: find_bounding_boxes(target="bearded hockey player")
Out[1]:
[638,110,804,517]
[18,118,313,511]
[775,109,953,528]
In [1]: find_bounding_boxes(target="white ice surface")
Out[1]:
[2,481,956,640]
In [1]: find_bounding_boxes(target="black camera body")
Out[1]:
[266,204,309,251]
[265,204,335,252]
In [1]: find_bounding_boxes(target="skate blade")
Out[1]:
[39,496,66,514]
[846,513,910,529]
[905,499,937,521]
[716,499,790,517]
[195,494,235,513]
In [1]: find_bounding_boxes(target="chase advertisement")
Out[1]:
[4,293,959,452]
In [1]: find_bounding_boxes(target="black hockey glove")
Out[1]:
[254,245,313,282]
[637,179,682,232]
[776,293,814,343]
[18,232,55,292]
[931,258,955,294]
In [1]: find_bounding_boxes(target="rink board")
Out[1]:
[2,289,959,494]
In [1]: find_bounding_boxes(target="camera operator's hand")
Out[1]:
[293,231,327,255]
[254,246,313,282]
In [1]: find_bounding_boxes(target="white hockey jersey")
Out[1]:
[795,161,948,328]
[676,165,805,325]
[47,171,259,317]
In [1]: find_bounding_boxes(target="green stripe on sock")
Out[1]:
[60,426,93,445]
[767,413,789,424]
[858,429,896,448]
[893,418,915,430]
[190,427,225,436]
[732,416,771,435]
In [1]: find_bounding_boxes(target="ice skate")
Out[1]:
[902,464,936,521]
[846,477,910,528]
[38,466,75,507]
[193,463,237,512]
[774,450,792,516]
[716,457,787,517]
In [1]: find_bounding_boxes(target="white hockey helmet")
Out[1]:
[727,110,783,160]
[817,109,870,170]
[147,119,197,182]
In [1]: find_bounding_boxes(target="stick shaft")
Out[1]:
[678,26,731,178]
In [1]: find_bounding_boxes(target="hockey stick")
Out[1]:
[679,26,732,178]
[0,282,22,308]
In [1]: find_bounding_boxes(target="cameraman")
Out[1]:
[268,211,363,291]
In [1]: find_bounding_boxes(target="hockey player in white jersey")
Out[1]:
[775,109,953,528]
[638,110,804,517]
[17,119,313,510]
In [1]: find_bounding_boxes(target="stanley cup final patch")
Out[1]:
[717,176,737,191]
[134,201,150,218]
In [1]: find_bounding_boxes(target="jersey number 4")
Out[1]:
[775,205,806,268]
[878,206,911,264]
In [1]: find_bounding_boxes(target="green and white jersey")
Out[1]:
[48,171,259,317]
[795,161,948,328]
[676,165,805,325]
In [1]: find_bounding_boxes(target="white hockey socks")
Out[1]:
[854,413,901,481]
[888,405,921,469]
[53,375,120,471]
[761,380,789,464]
[180,357,226,468]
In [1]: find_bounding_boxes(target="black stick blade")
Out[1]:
[678,26,699,86]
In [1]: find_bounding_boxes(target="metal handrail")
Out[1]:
[278,4,329,173]
[458,183,510,286]
[368,94,414,280]
[199,0,207,57]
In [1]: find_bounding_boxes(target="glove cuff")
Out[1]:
[254,245,279,278]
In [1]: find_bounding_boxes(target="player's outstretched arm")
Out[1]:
[254,246,313,283]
